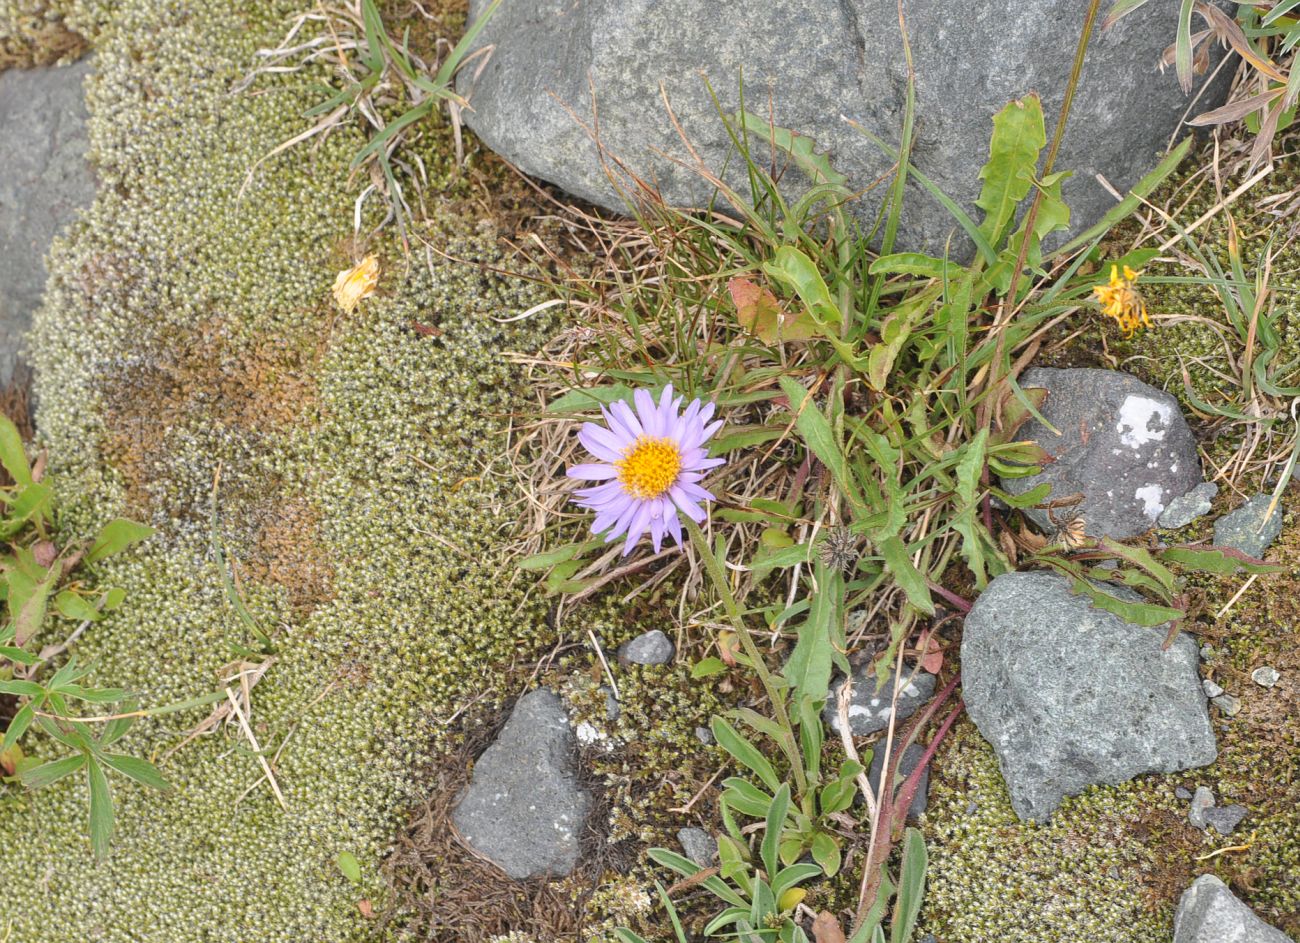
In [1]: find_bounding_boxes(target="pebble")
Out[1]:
[1212,693,1241,717]
[694,725,714,746]
[676,827,717,867]
[1200,644,1216,662]
[1213,494,1286,559]
[1175,786,1193,800]
[1188,786,1215,830]
[1159,481,1219,529]
[1251,666,1280,689]
[618,629,676,666]
[1203,804,1248,836]
[1202,679,1224,699]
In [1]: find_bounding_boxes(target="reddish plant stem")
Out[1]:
[926,581,973,614]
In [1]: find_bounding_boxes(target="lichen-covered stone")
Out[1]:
[962,571,1216,822]
[618,628,675,666]
[1160,482,1219,530]
[452,688,592,880]
[823,665,936,738]
[1000,368,1203,539]
[1174,875,1295,943]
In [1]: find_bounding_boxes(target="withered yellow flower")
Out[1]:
[332,254,379,313]
[1092,264,1151,336]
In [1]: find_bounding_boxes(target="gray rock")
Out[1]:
[962,571,1216,822]
[451,688,592,880]
[1202,679,1225,699]
[1000,369,1202,539]
[823,665,936,738]
[867,742,929,821]
[1252,666,1280,689]
[1160,482,1219,529]
[1214,494,1286,559]
[1213,693,1241,717]
[1204,804,1248,836]
[458,1,1232,257]
[1188,785,1215,830]
[694,725,714,746]
[618,629,675,666]
[1174,874,1295,943]
[0,57,96,390]
[676,826,717,868]
[1175,786,1193,801]
[601,685,620,721]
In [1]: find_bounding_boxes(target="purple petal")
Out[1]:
[579,423,627,463]
[669,485,707,523]
[666,506,683,546]
[622,501,654,555]
[567,462,619,481]
[634,388,660,437]
[684,456,726,473]
[611,400,644,439]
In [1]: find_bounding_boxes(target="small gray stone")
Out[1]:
[1174,874,1295,943]
[1201,645,1217,662]
[694,725,714,746]
[999,369,1203,540]
[1252,666,1280,689]
[1214,494,1286,559]
[1160,482,1219,529]
[1202,679,1225,699]
[0,57,97,390]
[1204,804,1247,836]
[1175,786,1193,801]
[618,629,675,666]
[1188,786,1215,830]
[1213,693,1241,717]
[601,685,620,721]
[676,827,717,868]
[823,666,936,738]
[867,742,929,821]
[962,571,1216,823]
[451,688,592,880]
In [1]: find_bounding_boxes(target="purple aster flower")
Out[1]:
[567,385,725,555]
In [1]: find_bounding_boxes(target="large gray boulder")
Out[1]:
[1000,368,1203,539]
[0,57,96,390]
[962,571,1216,822]
[457,1,1232,253]
[1174,875,1295,943]
[452,688,592,879]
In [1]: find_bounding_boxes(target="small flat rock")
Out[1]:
[451,688,592,880]
[1252,666,1280,689]
[962,571,1216,822]
[1213,693,1242,717]
[999,368,1202,539]
[1214,495,1286,559]
[867,742,929,821]
[1202,679,1225,699]
[1175,786,1193,800]
[677,827,717,867]
[1188,786,1215,830]
[1174,875,1295,943]
[0,57,97,390]
[1204,804,1247,836]
[618,629,675,666]
[1160,482,1219,529]
[823,665,936,738]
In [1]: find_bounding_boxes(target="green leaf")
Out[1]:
[55,590,105,623]
[708,423,788,456]
[0,482,52,538]
[976,95,1047,247]
[545,384,634,414]
[9,559,60,646]
[1160,546,1286,575]
[763,247,841,326]
[778,376,858,506]
[19,753,86,789]
[100,753,171,791]
[761,782,790,877]
[336,850,362,884]
[750,541,812,581]
[87,757,114,859]
[736,111,849,191]
[891,827,928,943]
[810,830,841,877]
[868,252,952,279]
[517,539,601,571]
[690,657,728,679]
[783,561,843,708]
[880,536,934,615]
[0,413,32,486]
[722,777,775,818]
[86,518,155,565]
[1068,579,1183,626]
[711,716,781,793]
[2,702,36,752]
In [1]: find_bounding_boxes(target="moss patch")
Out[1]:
[0,1,566,940]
